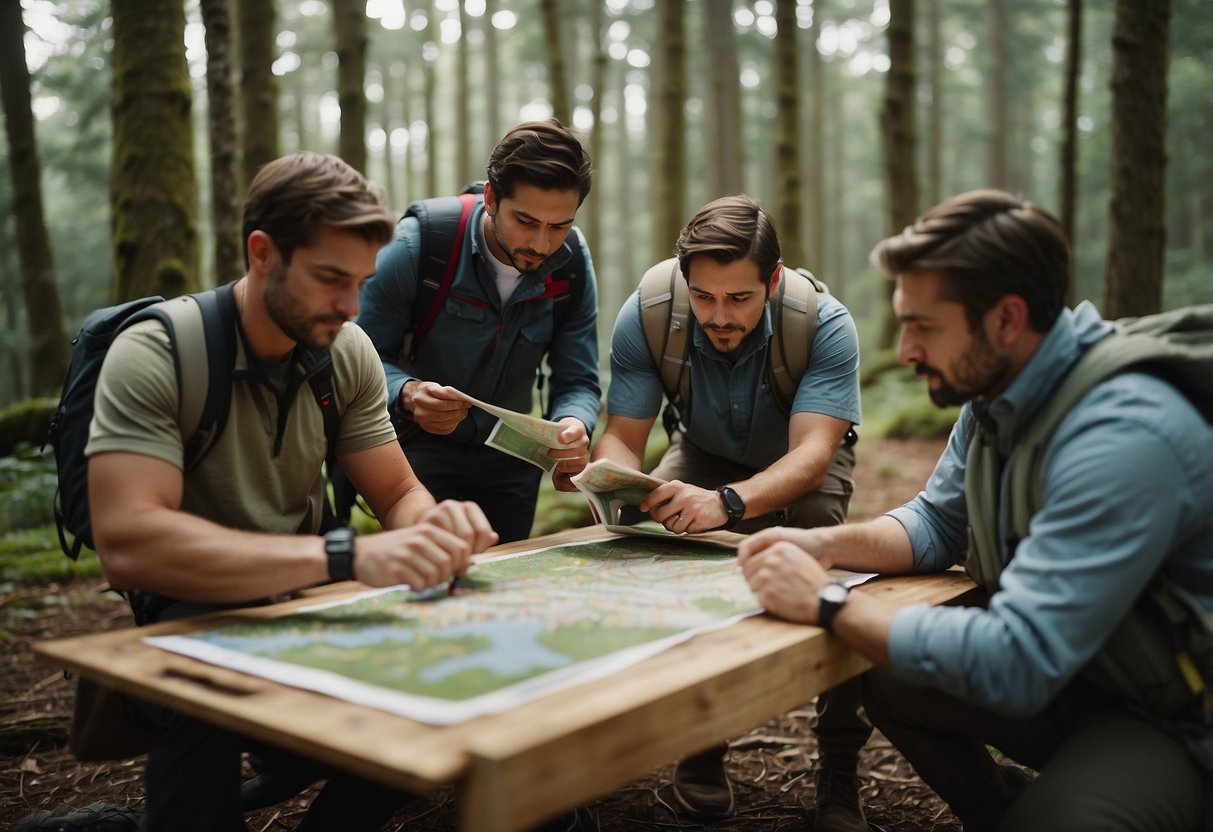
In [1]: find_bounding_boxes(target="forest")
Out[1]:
[2,0,1211,415]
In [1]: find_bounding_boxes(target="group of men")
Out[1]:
[68,118,1211,832]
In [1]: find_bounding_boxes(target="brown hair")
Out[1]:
[675,195,781,286]
[241,152,395,267]
[486,119,593,204]
[870,189,1070,332]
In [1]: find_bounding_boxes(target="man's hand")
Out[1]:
[738,526,833,566]
[401,380,471,435]
[418,499,498,560]
[549,417,590,492]
[353,522,475,590]
[738,540,831,623]
[639,480,728,534]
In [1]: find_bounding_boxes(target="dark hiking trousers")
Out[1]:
[862,668,1208,832]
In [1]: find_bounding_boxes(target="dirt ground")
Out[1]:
[1,437,960,832]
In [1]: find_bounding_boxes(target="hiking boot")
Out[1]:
[671,741,735,820]
[13,802,142,832]
[813,767,868,832]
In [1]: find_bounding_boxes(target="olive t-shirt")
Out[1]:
[86,319,396,535]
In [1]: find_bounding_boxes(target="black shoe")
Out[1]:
[13,802,142,832]
[813,767,868,832]
[671,741,735,820]
[240,752,329,810]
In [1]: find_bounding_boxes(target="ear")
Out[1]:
[768,263,782,297]
[989,294,1031,348]
[482,181,498,217]
[246,230,276,275]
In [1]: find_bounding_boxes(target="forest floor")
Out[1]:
[1,437,960,832]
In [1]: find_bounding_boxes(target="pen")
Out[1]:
[448,576,459,596]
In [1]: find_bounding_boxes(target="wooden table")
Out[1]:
[35,526,977,832]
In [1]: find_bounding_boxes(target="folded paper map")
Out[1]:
[570,459,695,540]
[450,390,576,472]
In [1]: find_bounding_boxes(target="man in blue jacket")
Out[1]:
[358,120,600,542]
[740,190,1213,831]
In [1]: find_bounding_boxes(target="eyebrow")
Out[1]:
[688,284,757,299]
[513,208,576,226]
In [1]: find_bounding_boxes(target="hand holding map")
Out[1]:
[449,390,579,472]
[570,459,688,539]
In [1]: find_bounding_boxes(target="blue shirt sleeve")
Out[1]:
[357,217,420,419]
[605,289,666,419]
[887,375,1213,718]
[544,227,602,434]
[792,294,862,425]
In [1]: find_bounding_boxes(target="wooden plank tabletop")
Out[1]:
[33,526,978,831]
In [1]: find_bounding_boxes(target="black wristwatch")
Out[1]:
[818,582,850,631]
[716,485,746,530]
[324,527,357,582]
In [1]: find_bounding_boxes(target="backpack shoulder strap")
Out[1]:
[148,282,238,469]
[767,266,822,416]
[402,193,479,360]
[638,258,692,422]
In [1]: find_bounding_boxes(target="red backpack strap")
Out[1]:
[415,192,478,340]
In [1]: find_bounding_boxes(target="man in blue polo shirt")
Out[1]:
[582,196,867,831]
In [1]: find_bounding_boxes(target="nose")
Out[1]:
[530,225,553,255]
[895,326,921,366]
[337,281,360,319]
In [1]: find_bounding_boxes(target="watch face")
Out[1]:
[821,583,849,603]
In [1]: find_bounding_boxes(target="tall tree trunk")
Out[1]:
[334,0,367,173]
[540,0,571,125]
[807,0,825,270]
[456,0,471,181]
[828,79,847,300]
[652,0,686,262]
[985,0,1007,189]
[704,0,742,197]
[200,0,242,286]
[238,0,280,184]
[1059,0,1083,307]
[423,1,438,196]
[880,0,919,348]
[773,0,804,268]
[110,0,200,302]
[587,0,605,257]
[484,0,500,145]
[0,0,69,394]
[1105,0,1171,317]
[380,61,400,209]
[924,0,942,206]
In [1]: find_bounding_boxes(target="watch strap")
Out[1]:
[324,527,357,582]
[818,582,849,631]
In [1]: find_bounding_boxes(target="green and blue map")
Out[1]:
[147,537,759,724]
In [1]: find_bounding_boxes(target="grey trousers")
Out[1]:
[653,433,870,769]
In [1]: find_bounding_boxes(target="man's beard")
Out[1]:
[917,329,1009,407]
[490,215,546,274]
[263,263,346,350]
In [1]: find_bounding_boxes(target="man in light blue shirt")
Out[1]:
[740,189,1213,831]
[582,196,866,830]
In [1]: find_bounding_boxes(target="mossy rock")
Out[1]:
[882,402,960,440]
[0,398,58,458]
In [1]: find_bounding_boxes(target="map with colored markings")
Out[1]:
[147,537,759,724]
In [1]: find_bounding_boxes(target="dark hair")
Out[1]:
[486,119,593,205]
[675,195,781,286]
[241,152,396,267]
[869,189,1070,332]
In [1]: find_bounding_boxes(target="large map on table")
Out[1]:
[146,537,760,724]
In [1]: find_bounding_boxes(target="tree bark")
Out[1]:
[333,0,367,173]
[540,0,571,126]
[455,0,471,181]
[880,0,919,348]
[807,0,825,270]
[1105,0,1171,317]
[110,0,200,302]
[773,0,804,268]
[200,0,242,286]
[924,0,942,207]
[484,0,500,146]
[985,0,1007,189]
[704,0,743,197]
[0,0,69,394]
[238,0,280,184]
[652,0,686,262]
[423,0,438,196]
[1059,0,1083,308]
